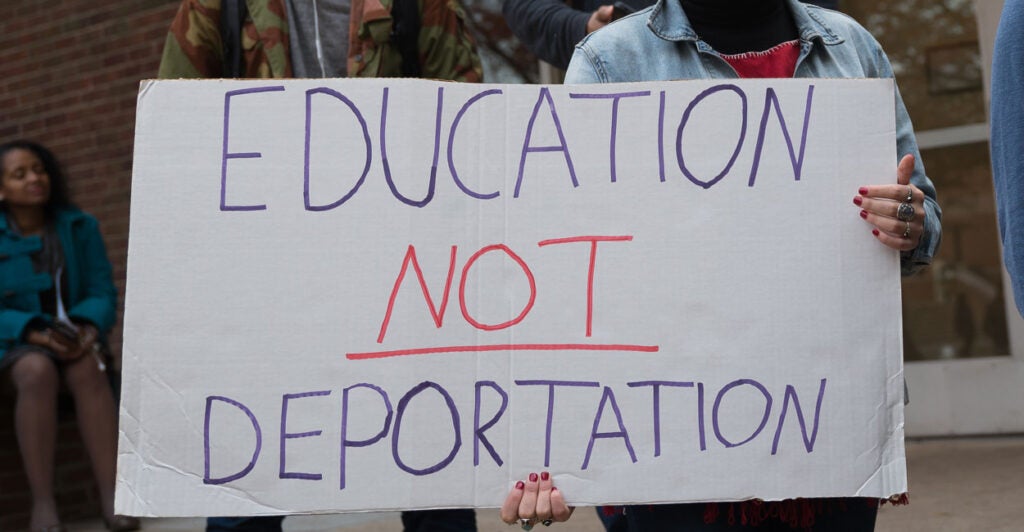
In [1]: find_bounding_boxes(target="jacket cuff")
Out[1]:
[900,200,941,276]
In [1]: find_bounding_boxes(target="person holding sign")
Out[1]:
[158,1,482,531]
[0,140,138,532]
[500,0,942,530]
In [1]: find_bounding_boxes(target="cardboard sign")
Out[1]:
[117,78,907,516]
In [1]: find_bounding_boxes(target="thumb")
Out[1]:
[896,154,915,186]
[587,6,615,33]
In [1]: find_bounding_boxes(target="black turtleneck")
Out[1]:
[680,0,799,55]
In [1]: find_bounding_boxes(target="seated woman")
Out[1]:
[0,140,139,532]
[501,0,941,530]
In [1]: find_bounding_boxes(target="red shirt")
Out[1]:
[720,39,800,78]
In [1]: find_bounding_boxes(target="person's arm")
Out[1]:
[503,0,594,70]
[847,27,941,275]
[0,238,47,348]
[892,86,941,276]
[419,0,484,82]
[0,307,43,349]
[991,0,1024,315]
[157,0,225,78]
[66,216,118,335]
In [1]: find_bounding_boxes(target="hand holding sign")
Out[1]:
[501,471,574,528]
[855,154,926,251]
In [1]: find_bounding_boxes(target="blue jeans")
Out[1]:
[623,499,877,531]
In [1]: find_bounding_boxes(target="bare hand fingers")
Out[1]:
[79,325,99,346]
[42,333,76,358]
[857,184,920,204]
[57,346,86,362]
[518,472,540,520]
[856,198,923,224]
[896,154,915,186]
[500,481,525,524]
[872,227,918,251]
[864,208,921,248]
[550,487,574,522]
[535,472,553,521]
[587,6,614,32]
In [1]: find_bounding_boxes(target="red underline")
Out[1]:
[346,343,660,360]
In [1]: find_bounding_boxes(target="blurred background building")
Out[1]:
[0,0,1020,528]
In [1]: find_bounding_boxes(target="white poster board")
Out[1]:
[117,78,906,516]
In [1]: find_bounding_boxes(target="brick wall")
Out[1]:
[0,1,179,528]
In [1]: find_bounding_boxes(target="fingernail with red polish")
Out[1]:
[853,196,863,206]
[859,210,868,219]
[859,187,869,195]
[552,487,558,492]
[872,229,880,236]
[516,481,525,490]
[541,471,550,481]
[529,473,538,482]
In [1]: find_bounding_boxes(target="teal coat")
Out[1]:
[0,208,117,360]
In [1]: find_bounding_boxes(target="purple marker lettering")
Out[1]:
[381,86,442,207]
[515,88,579,198]
[474,380,509,466]
[748,85,815,187]
[392,382,461,476]
[221,86,284,211]
[448,89,503,199]
[697,382,706,451]
[712,379,773,448]
[581,386,637,470]
[628,380,694,457]
[771,379,827,455]
[676,84,748,189]
[279,390,331,480]
[304,87,372,211]
[568,91,650,183]
[515,380,600,467]
[340,383,392,490]
[203,395,262,485]
[658,90,667,182]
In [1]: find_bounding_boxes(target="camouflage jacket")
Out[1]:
[157,0,483,81]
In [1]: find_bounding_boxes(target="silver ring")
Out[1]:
[902,222,911,239]
[520,518,534,531]
[904,187,913,203]
[896,202,915,222]
[542,519,554,526]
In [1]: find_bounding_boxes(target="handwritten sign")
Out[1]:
[117,78,906,516]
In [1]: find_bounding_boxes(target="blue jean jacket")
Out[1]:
[991,0,1024,316]
[566,0,941,275]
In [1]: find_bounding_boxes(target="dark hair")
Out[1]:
[0,139,75,217]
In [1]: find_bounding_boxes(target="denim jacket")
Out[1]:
[991,0,1024,315]
[566,0,941,275]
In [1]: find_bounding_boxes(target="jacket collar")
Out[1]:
[648,0,844,45]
